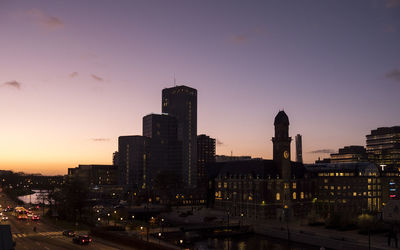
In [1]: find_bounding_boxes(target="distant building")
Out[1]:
[330,145,367,163]
[68,164,117,186]
[197,134,216,182]
[295,134,303,163]
[142,113,181,188]
[366,126,400,167]
[315,157,331,164]
[162,85,197,188]
[215,155,259,162]
[118,136,150,191]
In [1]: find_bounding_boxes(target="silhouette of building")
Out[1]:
[118,136,150,191]
[68,164,117,186]
[330,145,367,163]
[142,113,181,188]
[162,85,197,188]
[197,134,215,182]
[272,110,292,180]
[366,126,400,167]
[295,134,303,163]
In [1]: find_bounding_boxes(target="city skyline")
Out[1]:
[1,0,399,175]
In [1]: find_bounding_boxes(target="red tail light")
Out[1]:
[82,240,84,243]
[89,239,92,242]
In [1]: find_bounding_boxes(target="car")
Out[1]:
[62,230,75,237]
[31,215,40,221]
[1,216,8,221]
[17,214,28,220]
[72,235,92,245]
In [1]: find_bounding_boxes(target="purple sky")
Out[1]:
[0,0,399,175]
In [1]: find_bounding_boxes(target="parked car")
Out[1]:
[1,216,8,221]
[62,230,75,237]
[31,215,40,221]
[72,235,92,245]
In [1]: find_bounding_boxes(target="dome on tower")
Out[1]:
[274,110,289,126]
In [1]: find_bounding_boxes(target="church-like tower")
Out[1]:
[272,111,292,180]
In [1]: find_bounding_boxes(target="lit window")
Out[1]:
[300,192,304,199]
[292,183,297,189]
[276,193,280,201]
[293,192,297,200]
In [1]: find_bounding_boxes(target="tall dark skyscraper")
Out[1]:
[197,134,216,182]
[366,126,400,167]
[142,113,181,187]
[162,85,197,188]
[118,136,150,191]
[272,111,292,180]
[295,134,303,163]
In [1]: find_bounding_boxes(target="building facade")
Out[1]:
[330,145,367,163]
[118,136,150,191]
[142,113,181,188]
[162,85,197,188]
[366,126,400,167]
[197,134,216,182]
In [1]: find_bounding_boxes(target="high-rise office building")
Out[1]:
[295,134,303,163]
[197,134,216,182]
[366,126,400,167]
[142,114,181,187]
[162,85,197,188]
[118,136,150,191]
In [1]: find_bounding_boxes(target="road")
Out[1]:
[0,194,136,250]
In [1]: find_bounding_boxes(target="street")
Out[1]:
[0,194,135,250]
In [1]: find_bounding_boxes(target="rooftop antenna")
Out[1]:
[173,73,176,87]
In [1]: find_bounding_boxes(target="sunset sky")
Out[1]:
[0,0,399,175]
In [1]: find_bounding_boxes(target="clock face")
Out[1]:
[283,151,289,159]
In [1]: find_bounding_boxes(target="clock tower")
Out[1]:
[272,110,292,180]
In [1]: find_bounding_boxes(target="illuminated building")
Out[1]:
[330,145,367,163]
[211,111,314,219]
[162,85,197,188]
[305,162,382,214]
[366,126,400,167]
[118,136,150,191]
[197,134,215,183]
[295,134,303,163]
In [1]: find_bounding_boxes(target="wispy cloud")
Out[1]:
[309,149,335,154]
[385,0,400,8]
[2,81,22,90]
[231,27,266,44]
[91,138,110,142]
[91,74,104,82]
[232,34,249,44]
[27,9,64,30]
[69,72,79,78]
[385,69,400,82]
[216,139,224,146]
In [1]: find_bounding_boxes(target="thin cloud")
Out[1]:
[91,74,104,82]
[385,69,400,82]
[69,72,79,78]
[232,34,249,44]
[2,81,22,90]
[27,9,64,30]
[91,138,110,142]
[385,0,400,8]
[216,139,224,146]
[309,149,336,154]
